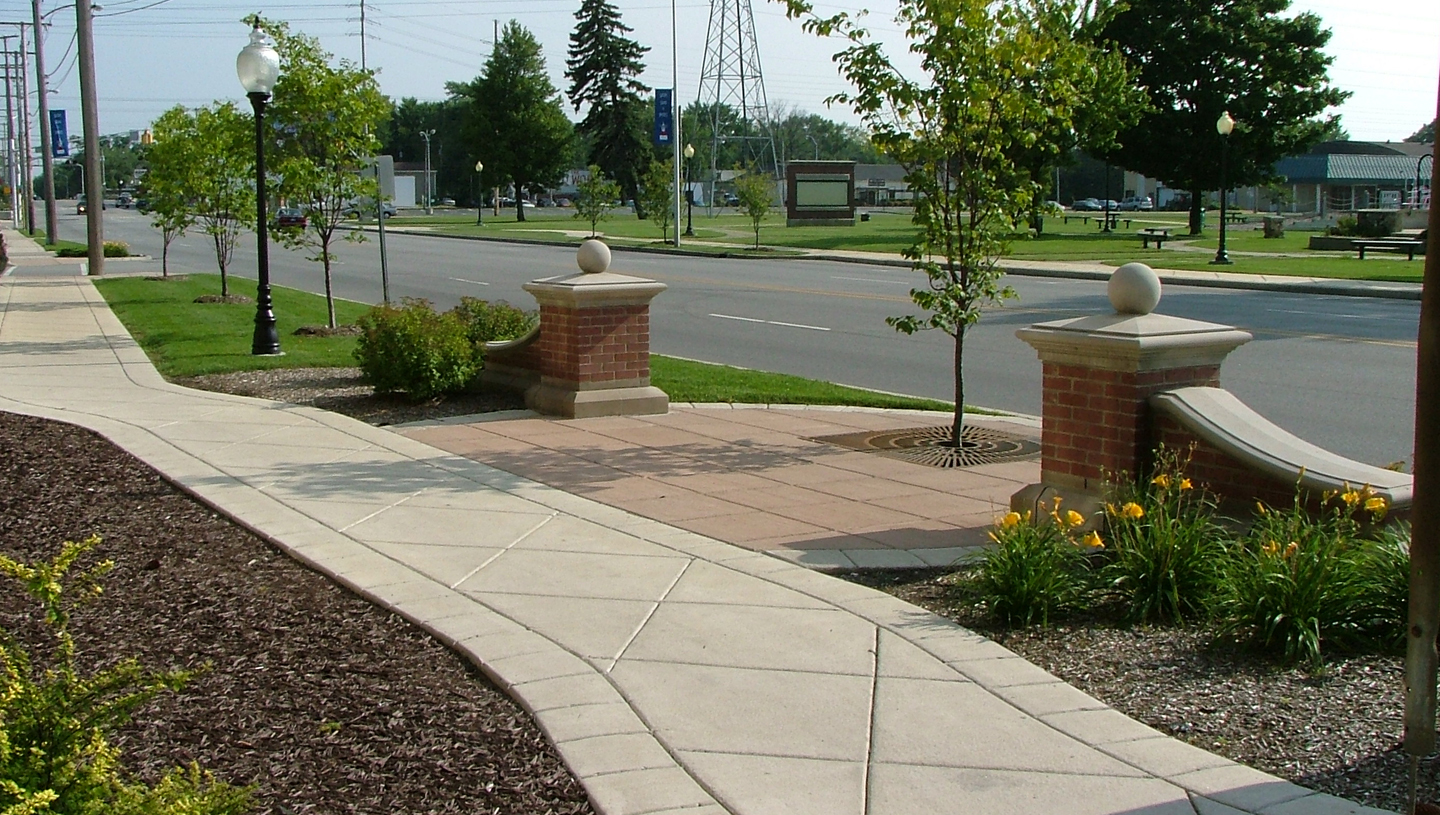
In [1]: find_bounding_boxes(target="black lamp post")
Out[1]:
[1211,111,1236,266]
[238,24,282,355]
[683,143,695,236]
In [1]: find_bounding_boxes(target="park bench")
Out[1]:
[1096,215,1133,230]
[1351,238,1424,260]
[1138,227,1171,249]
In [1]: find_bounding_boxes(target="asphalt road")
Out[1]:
[77,208,1420,468]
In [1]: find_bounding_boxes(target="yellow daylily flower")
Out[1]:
[1122,502,1145,520]
[1152,474,1171,490]
[1000,511,1022,529]
[1081,531,1104,549]
[1285,541,1299,558]
[1365,496,1388,513]
[1064,510,1085,527]
[1179,478,1193,491]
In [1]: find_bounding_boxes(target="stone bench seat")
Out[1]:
[1150,386,1412,510]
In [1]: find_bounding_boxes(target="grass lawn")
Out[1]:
[93,273,957,412]
[395,209,1415,281]
[92,274,373,377]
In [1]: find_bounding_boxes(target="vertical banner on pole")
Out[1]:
[49,110,67,157]
[653,89,673,147]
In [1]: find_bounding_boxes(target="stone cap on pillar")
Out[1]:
[1016,312,1253,372]
[522,272,667,308]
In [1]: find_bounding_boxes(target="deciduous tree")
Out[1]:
[732,171,771,249]
[144,106,200,277]
[258,16,388,328]
[783,0,1128,442]
[451,22,573,223]
[638,159,675,241]
[189,103,254,298]
[1096,0,1349,234]
[573,165,620,237]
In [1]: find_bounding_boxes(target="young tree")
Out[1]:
[638,159,674,241]
[573,165,620,237]
[783,0,1129,443]
[1096,0,1349,234]
[452,22,572,223]
[189,103,254,298]
[566,0,650,218]
[732,171,772,249]
[144,106,200,278]
[259,16,388,328]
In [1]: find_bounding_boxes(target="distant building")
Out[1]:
[1273,140,1432,213]
[853,164,909,206]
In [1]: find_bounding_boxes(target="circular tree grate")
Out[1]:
[810,424,1040,469]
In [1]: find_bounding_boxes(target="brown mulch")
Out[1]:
[847,569,1436,813]
[0,410,594,815]
[174,367,526,427]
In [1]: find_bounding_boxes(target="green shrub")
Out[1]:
[978,502,1095,626]
[448,297,536,349]
[1098,448,1226,624]
[354,298,478,400]
[1215,487,1393,668]
[0,536,252,815]
[56,241,131,258]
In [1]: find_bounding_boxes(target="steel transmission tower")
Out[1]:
[695,0,777,205]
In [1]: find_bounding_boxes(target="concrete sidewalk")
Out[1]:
[0,240,1390,814]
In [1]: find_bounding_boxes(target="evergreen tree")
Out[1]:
[451,22,572,223]
[1407,119,1436,144]
[1096,0,1349,234]
[566,0,650,217]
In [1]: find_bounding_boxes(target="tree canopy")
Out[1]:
[451,22,573,222]
[258,16,388,327]
[566,0,650,216]
[144,106,201,277]
[1408,119,1436,144]
[1096,0,1349,232]
[783,0,1130,441]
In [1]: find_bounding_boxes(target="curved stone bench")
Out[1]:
[1150,386,1412,511]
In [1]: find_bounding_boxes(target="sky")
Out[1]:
[0,0,1434,147]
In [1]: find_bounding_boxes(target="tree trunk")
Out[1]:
[161,233,171,277]
[1188,192,1203,236]
[515,193,525,223]
[215,234,228,297]
[952,328,966,445]
[323,247,337,328]
[627,175,646,220]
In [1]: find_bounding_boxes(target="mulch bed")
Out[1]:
[0,410,594,815]
[847,569,1437,813]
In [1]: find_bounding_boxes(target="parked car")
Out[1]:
[722,193,740,206]
[1100,199,1121,212]
[275,207,307,228]
[1119,196,1153,211]
[116,191,134,208]
[439,197,455,206]
[135,198,150,213]
[1070,198,1101,211]
[342,201,396,218]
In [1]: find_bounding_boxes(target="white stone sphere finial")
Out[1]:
[577,239,612,274]
[1108,262,1162,315]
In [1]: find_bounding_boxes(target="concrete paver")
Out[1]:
[0,234,1399,814]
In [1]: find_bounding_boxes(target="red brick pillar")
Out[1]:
[1012,264,1251,508]
[519,240,668,419]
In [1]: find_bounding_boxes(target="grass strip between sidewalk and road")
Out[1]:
[93,273,957,412]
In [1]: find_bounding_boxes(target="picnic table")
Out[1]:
[1138,228,1171,249]
[1352,238,1424,260]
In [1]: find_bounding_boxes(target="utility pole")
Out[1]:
[1,40,16,230]
[18,25,32,235]
[30,0,54,244]
[359,0,366,70]
[420,128,434,214]
[75,0,102,275]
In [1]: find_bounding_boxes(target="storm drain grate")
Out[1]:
[809,424,1040,469]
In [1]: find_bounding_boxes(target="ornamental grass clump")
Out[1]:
[354,298,477,400]
[0,536,252,815]
[978,500,1098,626]
[1097,447,1227,625]
[1215,485,1397,669]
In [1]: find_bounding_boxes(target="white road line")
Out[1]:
[710,313,830,331]
[832,275,902,284]
[448,277,490,286]
[1267,308,1386,320]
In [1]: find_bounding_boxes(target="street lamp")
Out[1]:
[683,143,695,237]
[474,160,484,225]
[1211,110,1236,266]
[806,131,819,160]
[420,129,435,214]
[237,23,282,355]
